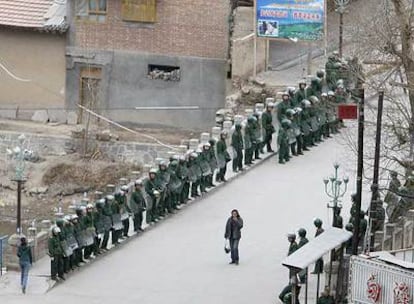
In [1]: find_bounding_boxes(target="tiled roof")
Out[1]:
[0,0,68,32]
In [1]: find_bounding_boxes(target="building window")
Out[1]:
[76,0,107,22]
[148,65,181,82]
[121,0,157,23]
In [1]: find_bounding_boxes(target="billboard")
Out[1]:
[256,0,324,41]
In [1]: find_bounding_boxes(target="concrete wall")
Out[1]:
[0,29,66,119]
[66,49,226,130]
[231,7,266,80]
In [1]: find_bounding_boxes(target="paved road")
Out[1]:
[5,135,358,304]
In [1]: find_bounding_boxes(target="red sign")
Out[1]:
[367,275,381,303]
[337,104,358,120]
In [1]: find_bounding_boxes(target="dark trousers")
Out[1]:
[232,148,243,172]
[218,166,227,181]
[230,239,240,262]
[122,218,129,237]
[51,254,64,279]
[290,143,297,156]
[181,181,190,203]
[245,148,253,164]
[191,180,200,196]
[101,230,110,249]
[296,135,303,154]
[265,131,273,152]
[133,212,143,231]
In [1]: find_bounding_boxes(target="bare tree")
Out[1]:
[347,0,414,179]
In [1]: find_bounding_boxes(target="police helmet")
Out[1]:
[301,99,312,108]
[135,179,143,186]
[287,233,296,240]
[53,226,61,234]
[327,91,335,97]
[314,218,323,227]
[316,70,325,78]
[345,223,353,232]
[298,228,307,237]
[309,96,319,104]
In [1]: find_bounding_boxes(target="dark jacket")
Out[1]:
[224,216,243,240]
[17,244,32,264]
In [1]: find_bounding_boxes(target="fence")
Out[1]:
[0,235,8,276]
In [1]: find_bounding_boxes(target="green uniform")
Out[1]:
[262,111,274,152]
[244,121,255,165]
[293,88,306,107]
[216,138,228,182]
[145,177,160,222]
[288,241,299,255]
[48,233,64,279]
[231,127,244,172]
[130,189,146,231]
[277,126,289,164]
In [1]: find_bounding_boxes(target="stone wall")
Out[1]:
[0,131,173,166]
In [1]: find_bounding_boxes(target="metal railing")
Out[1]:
[0,235,8,276]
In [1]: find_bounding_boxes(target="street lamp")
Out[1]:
[335,0,350,58]
[324,163,349,219]
[6,134,27,240]
[323,162,348,293]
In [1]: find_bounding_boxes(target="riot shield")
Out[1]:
[112,214,123,231]
[102,215,113,231]
[67,234,79,251]
[61,240,73,258]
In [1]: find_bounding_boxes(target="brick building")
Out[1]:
[66,0,231,130]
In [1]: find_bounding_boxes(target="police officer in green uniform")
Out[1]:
[300,99,313,149]
[145,169,160,223]
[130,179,146,232]
[101,195,114,250]
[278,92,291,122]
[83,204,96,259]
[216,131,229,182]
[94,199,105,255]
[298,228,309,283]
[261,102,275,152]
[207,139,217,187]
[118,185,131,238]
[188,152,201,197]
[55,218,70,273]
[286,109,298,156]
[110,194,122,246]
[252,113,262,160]
[293,80,307,106]
[244,116,255,166]
[231,123,244,172]
[178,156,190,204]
[293,107,304,155]
[48,226,65,281]
[312,218,324,274]
[278,119,291,164]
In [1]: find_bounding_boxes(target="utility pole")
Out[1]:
[368,91,384,251]
[352,88,364,255]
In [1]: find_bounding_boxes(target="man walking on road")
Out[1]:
[224,209,243,265]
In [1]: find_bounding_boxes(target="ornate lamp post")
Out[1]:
[323,163,349,292]
[335,0,350,58]
[7,134,27,246]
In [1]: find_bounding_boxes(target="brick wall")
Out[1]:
[74,0,231,59]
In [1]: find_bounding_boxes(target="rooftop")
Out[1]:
[0,0,67,32]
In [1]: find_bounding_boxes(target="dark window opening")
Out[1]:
[148,64,181,81]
